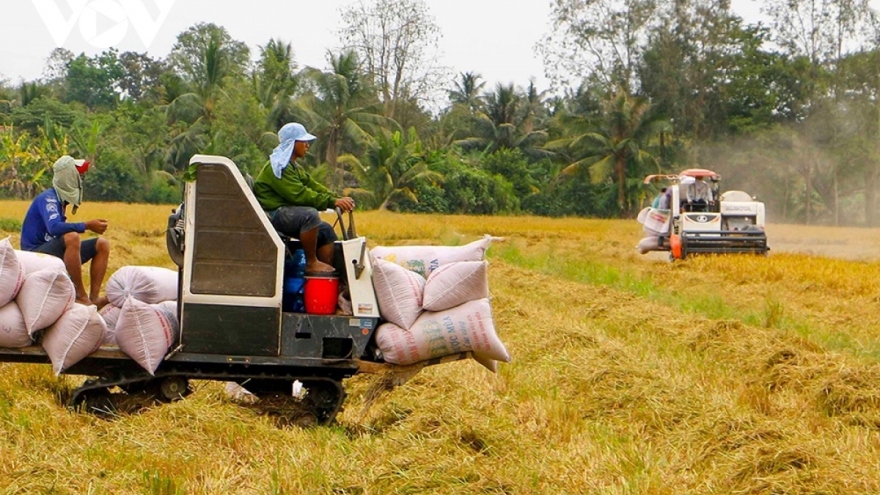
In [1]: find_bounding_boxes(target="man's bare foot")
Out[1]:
[91,295,110,309]
[75,297,94,306]
[305,261,336,275]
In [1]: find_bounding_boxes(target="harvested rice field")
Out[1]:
[1,200,879,494]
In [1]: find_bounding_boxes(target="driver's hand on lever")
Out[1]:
[335,197,356,212]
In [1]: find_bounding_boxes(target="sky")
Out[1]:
[0,0,789,93]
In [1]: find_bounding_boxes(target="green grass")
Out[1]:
[0,217,22,232]
[491,243,880,363]
[493,241,659,296]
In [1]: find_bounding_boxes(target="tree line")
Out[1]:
[1,0,879,225]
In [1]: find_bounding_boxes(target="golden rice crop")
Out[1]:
[0,201,880,494]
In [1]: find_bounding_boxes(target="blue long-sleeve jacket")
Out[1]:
[20,188,85,251]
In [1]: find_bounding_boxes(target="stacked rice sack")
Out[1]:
[1,238,180,376]
[102,266,179,375]
[0,238,106,376]
[0,238,31,349]
[636,207,671,254]
[370,236,510,372]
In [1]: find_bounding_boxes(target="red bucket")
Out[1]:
[304,275,339,315]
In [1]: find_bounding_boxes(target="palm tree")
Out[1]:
[19,82,49,107]
[521,80,548,136]
[294,51,393,189]
[254,39,299,129]
[339,128,442,210]
[166,24,248,125]
[166,120,209,172]
[163,27,247,175]
[454,83,550,159]
[0,82,17,112]
[448,71,485,110]
[548,91,669,215]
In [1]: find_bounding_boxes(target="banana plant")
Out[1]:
[69,119,104,159]
[0,125,60,198]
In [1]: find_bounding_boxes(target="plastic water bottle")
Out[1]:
[283,276,306,313]
[293,248,306,277]
[283,249,307,312]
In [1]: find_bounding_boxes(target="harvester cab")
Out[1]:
[638,168,769,260]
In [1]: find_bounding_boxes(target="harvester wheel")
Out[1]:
[292,412,319,429]
[72,388,117,416]
[159,377,191,401]
[244,378,345,427]
[252,392,324,428]
[300,379,346,425]
[72,377,172,416]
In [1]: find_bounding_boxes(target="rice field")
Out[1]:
[1,200,880,494]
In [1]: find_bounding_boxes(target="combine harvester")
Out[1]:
[637,168,769,260]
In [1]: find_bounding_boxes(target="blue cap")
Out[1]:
[270,123,317,178]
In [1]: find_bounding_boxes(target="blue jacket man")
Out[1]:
[21,156,110,307]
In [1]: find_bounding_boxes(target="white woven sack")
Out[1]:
[422,261,489,312]
[370,236,495,278]
[0,301,32,348]
[158,300,177,317]
[42,303,106,375]
[473,355,498,373]
[637,236,660,254]
[374,298,509,366]
[0,239,24,306]
[643,208,670,237]
[372,258,425,329]
[14,249,65,276]
[99,304,120,346]
[16,268,75,335]
[106,266,178,306]
[115,297,179,375]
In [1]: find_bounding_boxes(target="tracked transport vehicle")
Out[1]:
[0,155,474,426]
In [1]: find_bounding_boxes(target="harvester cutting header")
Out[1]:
[637,168,769,260]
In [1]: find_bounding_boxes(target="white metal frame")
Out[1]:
[181,154,285,308]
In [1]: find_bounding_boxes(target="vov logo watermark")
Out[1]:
[32,0,176,50]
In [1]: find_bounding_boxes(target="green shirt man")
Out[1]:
[253,159,337,212]
[253,122,355,275]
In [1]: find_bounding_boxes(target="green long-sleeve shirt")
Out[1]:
[253,160,338,211]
